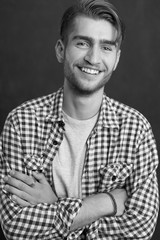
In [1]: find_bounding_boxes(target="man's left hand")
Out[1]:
[4,170,58,207]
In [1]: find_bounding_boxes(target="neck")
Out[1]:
[63,82,104,120]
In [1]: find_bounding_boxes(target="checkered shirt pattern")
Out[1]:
[0,87,159,239]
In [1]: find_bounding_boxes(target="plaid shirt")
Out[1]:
[0,88,159,240]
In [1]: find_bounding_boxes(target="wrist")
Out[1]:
[101,191,117,216]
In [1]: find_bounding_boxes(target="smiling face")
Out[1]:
[56,15,121,95]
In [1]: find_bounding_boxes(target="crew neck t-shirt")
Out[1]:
[52,111,98,198]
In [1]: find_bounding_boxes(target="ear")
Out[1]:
[55,39,65,63]
[113,49,121,71]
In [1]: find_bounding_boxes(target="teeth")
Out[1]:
[81,67,99,75]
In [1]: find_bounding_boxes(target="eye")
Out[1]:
[102,45,113,52]
[76,41,89,48]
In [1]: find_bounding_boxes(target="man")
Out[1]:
[0,0,159,239]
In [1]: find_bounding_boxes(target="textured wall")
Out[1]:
[0,0,159,239]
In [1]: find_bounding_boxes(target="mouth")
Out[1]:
[79,67,101,75]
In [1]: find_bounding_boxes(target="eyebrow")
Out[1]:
[72,35,117,46]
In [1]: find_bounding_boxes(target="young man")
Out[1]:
[0,0,159,239]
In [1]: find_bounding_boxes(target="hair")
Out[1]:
[60,0,125,47]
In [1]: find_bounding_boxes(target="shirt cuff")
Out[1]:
[85,219,100,239]
[54,197,82,237]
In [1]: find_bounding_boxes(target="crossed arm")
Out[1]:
[1,113,159,239]
[3,170,127,232]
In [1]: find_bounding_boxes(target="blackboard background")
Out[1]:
[0,0,160,239]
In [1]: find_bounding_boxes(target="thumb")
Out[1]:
[32,172,47,184]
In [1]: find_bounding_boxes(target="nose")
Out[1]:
[84,46,101,65]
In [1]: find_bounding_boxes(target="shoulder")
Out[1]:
[5,91,58,124]
[105,95,151,131]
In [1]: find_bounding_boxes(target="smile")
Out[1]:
[80,67,100,75]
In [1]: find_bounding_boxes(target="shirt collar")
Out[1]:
[97,93,126,129]
[34,88,64,124]
[35,88,126,129]
[46,87,64,122]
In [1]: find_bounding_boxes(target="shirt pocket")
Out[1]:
[99,162,133,192]
[23,154,44,175]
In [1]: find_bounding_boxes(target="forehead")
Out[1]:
[68,15,118,42]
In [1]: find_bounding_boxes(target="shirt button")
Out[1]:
[58,121,65,128]
[70,232,76,238]
[112,175,117,181]
[53,140,58,145]
[67,208,72,214]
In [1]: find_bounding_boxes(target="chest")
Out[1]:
[21,121,135,196]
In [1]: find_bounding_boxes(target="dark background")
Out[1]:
[0,0,159,239]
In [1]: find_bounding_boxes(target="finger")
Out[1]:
[12,195,32,207]
[5,185,37,205]
[32,172,48,184]
[4,176,33,194]
[9,170,35,186]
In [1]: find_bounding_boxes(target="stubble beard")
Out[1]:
[64,62,112,97]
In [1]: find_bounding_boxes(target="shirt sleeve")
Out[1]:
[0,115,82,240]
[86,126,159,239]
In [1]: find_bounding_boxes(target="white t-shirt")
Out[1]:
[52,111,98,198]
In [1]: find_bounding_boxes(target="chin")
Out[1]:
[71,82,105,96]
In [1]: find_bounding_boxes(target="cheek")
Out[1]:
[65,51,76,67]
[107,55,119,71]
[65,47,85,64]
